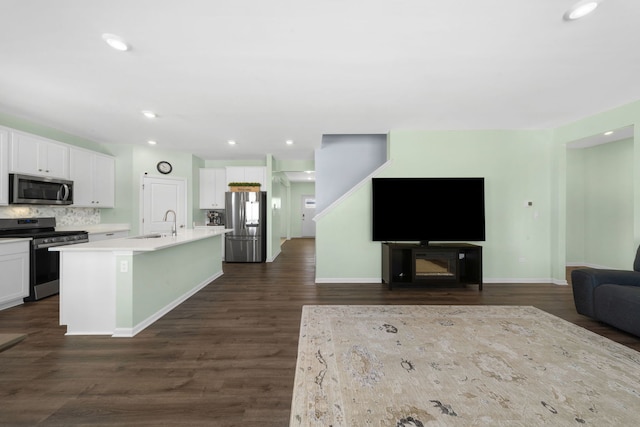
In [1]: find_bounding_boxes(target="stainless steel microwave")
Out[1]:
[9,174,74,205]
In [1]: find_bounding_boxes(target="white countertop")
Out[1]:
[56,223,131,234]
[0,237,32,244]
[50,228,231,253]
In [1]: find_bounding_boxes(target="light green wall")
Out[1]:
[553,99,640,278]
[271,172,286,251]
[99,144,134,226]
[0,112,108,154]
[317,100,640,284]
[316,183,379,281]
[5,100,640,280]
[290,182,316,238]
[115,235,222,329]
[192,155,205,224]
[316,130,554,282]
[566,148,585,263]
[274,159,315,173]
[96,144,202,235]
[567,139,634,268]
[204,159,266,168]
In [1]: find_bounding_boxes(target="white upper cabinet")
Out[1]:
[0,128,8,205]
[225,166,266,188]
[9,130,69,178]
[69,147,115,208]
[199,168,227,209]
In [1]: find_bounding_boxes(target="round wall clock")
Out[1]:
[157,161,173,174]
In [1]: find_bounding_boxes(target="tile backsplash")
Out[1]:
[0,206,100,226]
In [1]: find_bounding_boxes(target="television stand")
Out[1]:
[381,243,482,290]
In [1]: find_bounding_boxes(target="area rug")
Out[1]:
[290,305,640,426]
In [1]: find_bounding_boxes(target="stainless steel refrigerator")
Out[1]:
[225,191,267,262]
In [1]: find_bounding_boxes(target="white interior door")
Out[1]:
[141,175,187,235]
[301,194,316,237]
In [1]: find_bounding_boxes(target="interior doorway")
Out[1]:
[141,175,187,235]
[301,194,316,237]
[565,125,635,270]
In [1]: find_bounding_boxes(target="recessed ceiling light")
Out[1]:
[147,140,157,145]
[141,110,157,119]
[286,140,294,145]
[604,130,614,135]
[102,33,130,51]
[563,1,602,21]
[227,140,236,145]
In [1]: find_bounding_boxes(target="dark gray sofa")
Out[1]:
[571,246,640,337]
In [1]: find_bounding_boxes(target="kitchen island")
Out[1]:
[51,228,230,337]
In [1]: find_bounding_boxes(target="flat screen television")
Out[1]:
[372,177,485,245]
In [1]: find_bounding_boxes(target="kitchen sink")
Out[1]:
[130,234,164,239]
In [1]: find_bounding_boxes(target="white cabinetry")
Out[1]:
[0,128,8,205]
[199,168,227,209]
[9,131,69,178]
[0,240,30,311]
[70,147,115,208]
[225,166,266,187]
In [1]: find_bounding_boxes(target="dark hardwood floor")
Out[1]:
[1,238,639,426]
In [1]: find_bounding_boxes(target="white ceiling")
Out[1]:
[1,0,639,169]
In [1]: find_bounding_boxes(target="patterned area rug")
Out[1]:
[290,305,640,426]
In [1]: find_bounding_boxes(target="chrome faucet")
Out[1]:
[163,209,177,236]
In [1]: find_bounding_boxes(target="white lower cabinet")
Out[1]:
[0,240,30,311]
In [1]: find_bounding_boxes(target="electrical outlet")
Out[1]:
[120,260,128,273]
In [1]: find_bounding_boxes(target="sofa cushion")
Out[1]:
[594,284,640,337]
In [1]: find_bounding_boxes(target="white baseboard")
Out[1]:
[268,247,282,263]
[314,277,569,286]
[485,277,568,285]
[0,298,24,312]
[314,277,382,284]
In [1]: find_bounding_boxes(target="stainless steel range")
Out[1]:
[0,217,88,301]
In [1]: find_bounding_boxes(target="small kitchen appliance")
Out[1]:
[207,210,224,226]
[9,174,74,205]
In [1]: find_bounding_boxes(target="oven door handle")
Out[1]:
[60,184,70,201]
[36,240,88,250]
